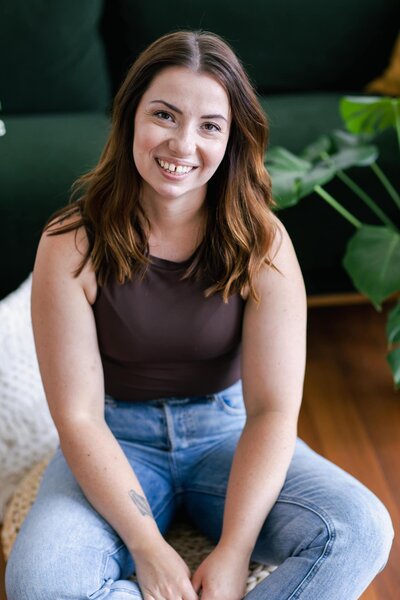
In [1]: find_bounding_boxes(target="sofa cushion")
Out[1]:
[0,0,110,114]
[104,0,400,94]
[0,112,109,298]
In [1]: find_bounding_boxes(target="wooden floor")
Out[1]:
[1,302,399,599]
[299,302,400,599]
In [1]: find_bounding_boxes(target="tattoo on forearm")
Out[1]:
[128,489,154,518]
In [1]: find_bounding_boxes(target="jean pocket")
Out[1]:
[215,386,246,416]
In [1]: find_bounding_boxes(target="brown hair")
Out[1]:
[46,30,279,303]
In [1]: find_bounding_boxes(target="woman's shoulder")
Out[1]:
[268,213,292,267]
[44,213,90,256]
[249,213,305,300]
[35,214,97,304]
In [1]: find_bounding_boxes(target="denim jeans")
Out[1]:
[6,379,394,600]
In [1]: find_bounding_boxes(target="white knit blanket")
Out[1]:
[0,275,58,521]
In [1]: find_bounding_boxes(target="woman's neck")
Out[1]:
[139,190,207,260]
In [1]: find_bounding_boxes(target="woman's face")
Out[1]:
[133,66,231,208]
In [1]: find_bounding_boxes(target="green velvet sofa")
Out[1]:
[1,0,399,299]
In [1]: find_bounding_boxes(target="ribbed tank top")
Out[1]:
[92,254,245,401]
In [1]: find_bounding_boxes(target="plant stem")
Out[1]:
[314,185,362,228]
[394,98,400,155]
[371,162,400,210]
[337,170,397,229]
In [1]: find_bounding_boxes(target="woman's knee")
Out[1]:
[5,544,63,600]
[255,485,393,572]
[6,540,114,600]
[332,485,394,573]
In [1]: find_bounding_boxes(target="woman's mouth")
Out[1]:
[156,158,196,176]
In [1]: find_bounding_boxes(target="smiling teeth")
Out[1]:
[158,159,193,174]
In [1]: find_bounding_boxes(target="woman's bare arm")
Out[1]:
[217,217,307,556]
[31,224,162,553]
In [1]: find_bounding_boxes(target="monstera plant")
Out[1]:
[267,96,400,389]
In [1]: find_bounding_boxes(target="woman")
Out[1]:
[6,30,393,600]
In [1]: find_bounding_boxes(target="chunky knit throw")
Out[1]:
[0,275,58,521]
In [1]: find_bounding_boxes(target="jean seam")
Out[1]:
[89,542,126,599]
[152,491,180,523]
[184,485,228,497]
[168,448,184,493]
[88,578,141,598]
[163,403,176,450]
[274,497,336,600]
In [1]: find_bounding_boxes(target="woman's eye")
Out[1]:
[154,111,173,121]
[202,122,221,132]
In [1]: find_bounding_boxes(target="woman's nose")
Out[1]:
[168,125,196,157]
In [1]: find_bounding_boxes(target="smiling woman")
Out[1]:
[5,30,393,600]
[31,30,276,303]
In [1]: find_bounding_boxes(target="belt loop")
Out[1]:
[104,394,117,407]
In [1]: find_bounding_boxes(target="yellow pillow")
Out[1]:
[366,35,400,96]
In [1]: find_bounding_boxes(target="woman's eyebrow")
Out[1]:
[149,99,182,113]
[202,113,228,122]
[149,99,228,122]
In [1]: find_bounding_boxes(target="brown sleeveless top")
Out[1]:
[92,254,245,401]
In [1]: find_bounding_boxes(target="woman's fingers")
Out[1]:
[134,537,199,600]
[142,586,197,600]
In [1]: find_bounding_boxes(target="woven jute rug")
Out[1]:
[1,455,276,595]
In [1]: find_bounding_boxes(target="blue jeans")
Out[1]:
[6,380,394,599]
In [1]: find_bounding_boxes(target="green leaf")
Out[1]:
[343,225,400,309]
[269,171,302,208]
[300,135,331,162]
[266,147,311,172]
[387,347,400,389]
[267,147,311,208]
[328,131,379,168]
[267,147,338,207]
[331,129,374,149]
[328,145,379,170]
[386,300,400,344]
[340,96,400,136]
[297,163,336,199]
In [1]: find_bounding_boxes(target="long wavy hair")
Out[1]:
[46,30,279,303]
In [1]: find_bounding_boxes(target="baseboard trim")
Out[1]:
[307,292,369,308]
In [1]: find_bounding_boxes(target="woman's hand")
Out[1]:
[134,537,199,600]
[191,543,250,600]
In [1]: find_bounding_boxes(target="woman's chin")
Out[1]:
[141,180,207,204]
